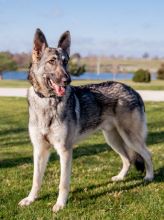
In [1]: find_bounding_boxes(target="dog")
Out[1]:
[18,29,154,212]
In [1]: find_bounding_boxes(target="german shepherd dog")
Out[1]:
[19,29,154,212]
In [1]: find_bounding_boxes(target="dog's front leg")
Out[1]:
[53,147,72,213]
[19,133,50,207]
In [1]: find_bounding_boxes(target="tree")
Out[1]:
[0,52,18,80]
[68,53,86,76]
[157,63,164,80]
[12,52,31,69]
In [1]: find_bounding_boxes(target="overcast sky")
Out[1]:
[0,0,164,57]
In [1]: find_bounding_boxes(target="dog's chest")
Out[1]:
[29,91,63,133]
[29,98,72,146]
[38,105,55,131]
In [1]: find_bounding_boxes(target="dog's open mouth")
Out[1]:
[48,79,66,97]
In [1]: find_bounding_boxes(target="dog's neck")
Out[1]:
[35,90,47,98]
[34,89,64,103]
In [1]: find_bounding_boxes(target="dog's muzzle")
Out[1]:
[46,73,71,97]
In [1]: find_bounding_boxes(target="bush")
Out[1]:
[68,55,86,76]
[132,69,151,83]
[157,64,164,80]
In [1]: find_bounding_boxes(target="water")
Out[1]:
[72,72,134,80]
[3,71,28,80]
[2,71,156,81]
[3,71,134,81]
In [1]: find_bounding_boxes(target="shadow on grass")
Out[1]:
[0,127,28,147]
[39,166,164,203]
[0,140,30,148]
[0,153,57,169]
[39,178,145,202]
[154,166,164,182]
[147,131,164,146]
[0,127,27,136]
[0,156,33,168]
[125,166,164,183]
[70,168,164,202]
[73,143,110,159]
[70,180,146,202]
[0,143,109,169]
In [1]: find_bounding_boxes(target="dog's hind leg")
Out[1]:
[102,128,131,181]
[116,125,154,181]
[19,132,50,206]
[52,146,72,213]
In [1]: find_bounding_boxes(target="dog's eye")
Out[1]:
[62,57,68,65]
[61,56,67,65]
[48,57,56,64]
[63,59,68,65]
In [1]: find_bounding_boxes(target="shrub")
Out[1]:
[68,55,86,76]
[157,63,164,80]
[132,69,151,83]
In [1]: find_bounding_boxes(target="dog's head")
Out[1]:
[29,29,71,97]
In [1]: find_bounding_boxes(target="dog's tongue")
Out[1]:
[55,85,65,96]
[50,80,65,96]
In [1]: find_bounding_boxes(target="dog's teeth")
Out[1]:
[50,79,55,86]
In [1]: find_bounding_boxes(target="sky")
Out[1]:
[0,0,164,57]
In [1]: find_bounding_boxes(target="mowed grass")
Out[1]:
[0,79,164,90]
[0,97,164,220]
[0,80,30,88]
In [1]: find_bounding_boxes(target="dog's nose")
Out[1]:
[62,77,67,83]
[62,77,71,85]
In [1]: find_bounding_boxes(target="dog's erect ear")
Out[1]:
[58,31,71,56]
[32,28,48,63]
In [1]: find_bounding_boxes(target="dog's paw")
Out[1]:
[18,197,35,206]
[52,203,65,213]
[111,175,124,182]
[144,175,154,182]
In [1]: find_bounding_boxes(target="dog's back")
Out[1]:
[73,81,145,135]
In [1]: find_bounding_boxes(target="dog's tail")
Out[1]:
[125,148,145,173]
[132,153,145,173]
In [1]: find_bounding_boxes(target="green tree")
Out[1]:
[68,53,86,76]
[0,52,18,80]
[157,63,164,80]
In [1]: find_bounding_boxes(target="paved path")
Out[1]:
[0,88,27,97]
[0,88,164,101]
[137,90,164,101]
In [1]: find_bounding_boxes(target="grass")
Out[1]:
[119,80,164,90]
[0,80,30,88]
[0,79,164,90]
[0,98,164,220]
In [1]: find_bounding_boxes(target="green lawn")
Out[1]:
[0,79,164,90]
[0,80,30,88]
[0,98,164,220]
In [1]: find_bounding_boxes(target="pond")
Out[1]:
[2,71,156,80]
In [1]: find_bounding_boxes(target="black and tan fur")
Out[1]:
[18,29,154,212]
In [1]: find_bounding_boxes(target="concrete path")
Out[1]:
[0,88,164,101]
[0,88,27,97]
[137,90,164,102]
